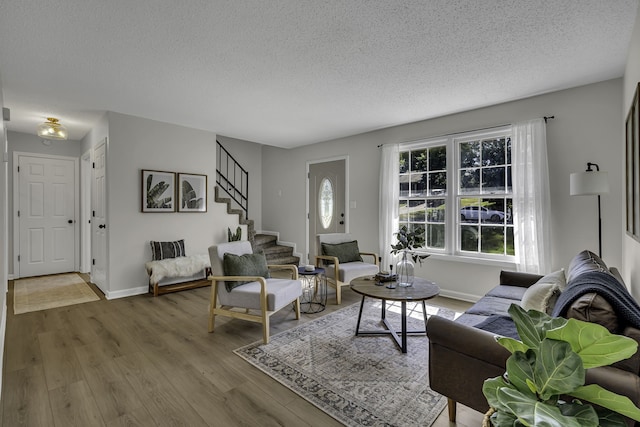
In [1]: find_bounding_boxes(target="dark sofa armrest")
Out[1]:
[499,270,543,288]
[427,315,510,364]
[427,315,512,413]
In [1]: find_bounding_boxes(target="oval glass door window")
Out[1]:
[319,178,334,229]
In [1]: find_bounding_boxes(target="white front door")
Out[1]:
[308,159,346,263]
[16,153,77,277]
[91,140,107,292]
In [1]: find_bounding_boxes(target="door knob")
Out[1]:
[68,220,73,224]
[98,224,106,229]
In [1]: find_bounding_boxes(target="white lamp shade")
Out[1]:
[570,171,609,196]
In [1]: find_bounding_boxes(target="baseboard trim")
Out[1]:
[438,289,481,303]
[105,286,148,300]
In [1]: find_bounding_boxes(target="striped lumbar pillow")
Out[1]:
[150,239,185,261]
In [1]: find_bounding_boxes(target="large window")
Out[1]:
[398,128,515,259]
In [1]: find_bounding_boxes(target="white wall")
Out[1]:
[262,79,623,301]
[6,131,82,276]
[104,112,244,297]
[623,6,640,297]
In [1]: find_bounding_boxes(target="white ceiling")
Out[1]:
[0,1,637,148]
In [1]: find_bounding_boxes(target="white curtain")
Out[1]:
[512,118,552,274]
[379,144,399,270]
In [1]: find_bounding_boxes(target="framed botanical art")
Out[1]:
[178,173,207,212]
[142,170,175,212]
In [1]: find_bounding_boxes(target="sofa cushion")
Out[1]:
[485,285,528,301]
[565,250,610,283]
[521,269,566,314]
[466,296,514,318]
[566,292,619,333]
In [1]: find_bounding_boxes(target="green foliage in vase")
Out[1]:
[228,226,242,242]
[181,180,203,209]
[391,225,430,265]
[146,174,172,208]
[483,304,640,427]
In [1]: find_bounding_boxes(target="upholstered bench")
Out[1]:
[145,240,211,296]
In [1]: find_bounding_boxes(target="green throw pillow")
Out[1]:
[222,251,270,292]
[321,240,363,263]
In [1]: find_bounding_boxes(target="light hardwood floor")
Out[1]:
[1,277,484,426]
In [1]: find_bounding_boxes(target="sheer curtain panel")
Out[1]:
[379,144,399,270]
[512,119,552,274]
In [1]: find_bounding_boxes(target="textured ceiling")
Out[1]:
[0,1,637,148]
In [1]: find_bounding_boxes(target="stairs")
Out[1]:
[253,234,300,266]
[214,186,300,266]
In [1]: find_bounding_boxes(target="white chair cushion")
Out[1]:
[218,278,302,311]
[325,261,379,283]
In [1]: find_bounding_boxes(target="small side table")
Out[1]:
[297,266,327,314]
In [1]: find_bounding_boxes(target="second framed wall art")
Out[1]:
[178,173,207,212]
[141,169,207,213]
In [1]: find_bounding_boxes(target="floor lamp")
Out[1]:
[570,162,609,258]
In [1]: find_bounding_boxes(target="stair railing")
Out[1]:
[216,140,249,218]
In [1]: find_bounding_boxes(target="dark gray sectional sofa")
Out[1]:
[427,250,640,426]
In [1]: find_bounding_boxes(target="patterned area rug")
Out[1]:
[234,300,461,426]
[14,273,100,314]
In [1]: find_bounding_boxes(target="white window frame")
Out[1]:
[398,126,516,263]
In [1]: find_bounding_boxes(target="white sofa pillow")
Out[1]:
[520,269,566,314]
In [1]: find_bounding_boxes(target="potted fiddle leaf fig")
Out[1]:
[482,304,640,427]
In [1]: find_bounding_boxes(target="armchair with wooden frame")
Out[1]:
[208,241,302,344]
[315,233,379,304]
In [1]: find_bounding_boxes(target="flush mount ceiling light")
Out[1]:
[37,117,68,140]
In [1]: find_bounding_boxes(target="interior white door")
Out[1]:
[17,154,76,277]
[308,159,346,263]
[91,140,107,292]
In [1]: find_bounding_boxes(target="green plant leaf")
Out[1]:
[556,400,600,426]
[546,318,638,368]
[490,410,518,426]
[571,384,640,422]
[505,351,536,395]
[496,387,589,427]
[594,407,629,427]
[497,336,529,354]
[483,376,511,411]
[533,339,584,400]
[508,304,566,350]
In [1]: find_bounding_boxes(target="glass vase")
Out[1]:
[396,251,415,287]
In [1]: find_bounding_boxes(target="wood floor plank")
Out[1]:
[38,329,85,391]
[104,406,159,427]
[74,343,145,423]
[48,380,106,426]
[3,312,45,372]
[114,351,209,427]
[2,278,486,426]
[2,364,53,426]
